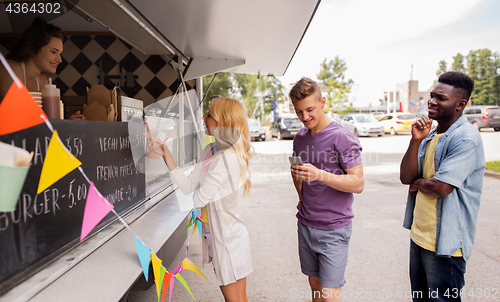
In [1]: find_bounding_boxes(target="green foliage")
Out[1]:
[437,60,448,76]
[202,72,284,119]
[486,161,500,173]
[435,48,500,106]
[233,73,259,115]
[258,76,285,117]
[466,49,500,105]
[432,60,449,88]
[202,72,233,113]
[317,57,353,115]
[451,54,465,73]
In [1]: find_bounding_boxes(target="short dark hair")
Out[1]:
[289,77,322,102]
[6,17,63,62]
[438,71,474,100]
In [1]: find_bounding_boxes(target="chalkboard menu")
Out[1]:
[0,120,146,294]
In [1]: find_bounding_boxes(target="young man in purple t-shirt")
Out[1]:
[290,77,364,302]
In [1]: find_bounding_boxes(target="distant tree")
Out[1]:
[257,76,285,118]
[202,72,234,113]
[467,49,500,105]
[233,74,285,119]
[437,60,448,76]
[233,73,258,115]
[432,60,449,89]
[434,49,500,106]
[451,53,466,73]
[202,72,285,118]
[317,57,354,114]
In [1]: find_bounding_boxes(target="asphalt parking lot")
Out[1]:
[129,133,500,302]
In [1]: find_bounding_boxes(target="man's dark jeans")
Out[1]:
[410,240,466,302]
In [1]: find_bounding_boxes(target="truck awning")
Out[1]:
[1,0,320,79]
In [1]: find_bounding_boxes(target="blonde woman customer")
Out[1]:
[145,97,253,302]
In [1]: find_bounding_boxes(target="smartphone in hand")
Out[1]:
[289,156,304,166]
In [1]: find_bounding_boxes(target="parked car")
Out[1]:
[270,114,303,139]
[371,112,385,120]
[378,112,416,135]
[326,113,341,123]
[247,118,266,141]
[463,105,500,131]
[340,114,384,137]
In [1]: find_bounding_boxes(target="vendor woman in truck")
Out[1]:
[0,18,84,120]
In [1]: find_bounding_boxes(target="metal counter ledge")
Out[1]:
[0,184,191,302]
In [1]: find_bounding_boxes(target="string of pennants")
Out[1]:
[0,53,206,301]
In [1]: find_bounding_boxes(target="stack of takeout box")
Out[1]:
[83,85,118,121]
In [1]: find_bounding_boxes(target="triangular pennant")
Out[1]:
[181,218,194,233]
[37,130,82,194]
[192,208,201,222]
[195,220,202,238]
[190,223,197,239]
[0,81,47,136]
[182,258,207,279]
[171,263,183,275]
[80,182,114,240]
[158,265,167,302]
[161,271,172,302]
[151,252,163,300]
[175,273,196,301]
[169,274,175,302]
[134,233,151,281]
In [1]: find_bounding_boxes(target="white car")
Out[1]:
[341,114,384,137]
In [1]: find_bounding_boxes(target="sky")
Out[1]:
[278,0,500,102]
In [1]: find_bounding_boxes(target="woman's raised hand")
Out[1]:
[143,132,164,159]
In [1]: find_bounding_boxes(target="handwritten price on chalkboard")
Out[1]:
[65,137,83,157]
[67,179,87,209]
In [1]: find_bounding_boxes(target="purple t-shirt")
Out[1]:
[293,121,362,230]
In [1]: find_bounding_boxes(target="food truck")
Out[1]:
[0,0,320,300]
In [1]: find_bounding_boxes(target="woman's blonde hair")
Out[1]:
[209,97,253,196]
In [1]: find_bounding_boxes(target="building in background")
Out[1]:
[347,84,386,114]
[395,80,429,113]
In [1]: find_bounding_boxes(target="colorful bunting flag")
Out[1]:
[193,208,201,220]
[151,252,163,300]
[175,273,196,301]
[161,271,172,302]
[195,220,202,238]
[0,81,47,136]
[80,182,114,240]
[37,130,82,194]
[134,233,151,281]
[158,266,167,302]
[182,209,203,239]
[169,274,175,302]
[0,57,206,302]
[182,258,207,279]
[190,223,198,239]
[181,218,194,233]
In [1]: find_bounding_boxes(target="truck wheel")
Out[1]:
[494,127,500,132]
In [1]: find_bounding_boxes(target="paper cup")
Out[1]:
[0,164,30,212]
